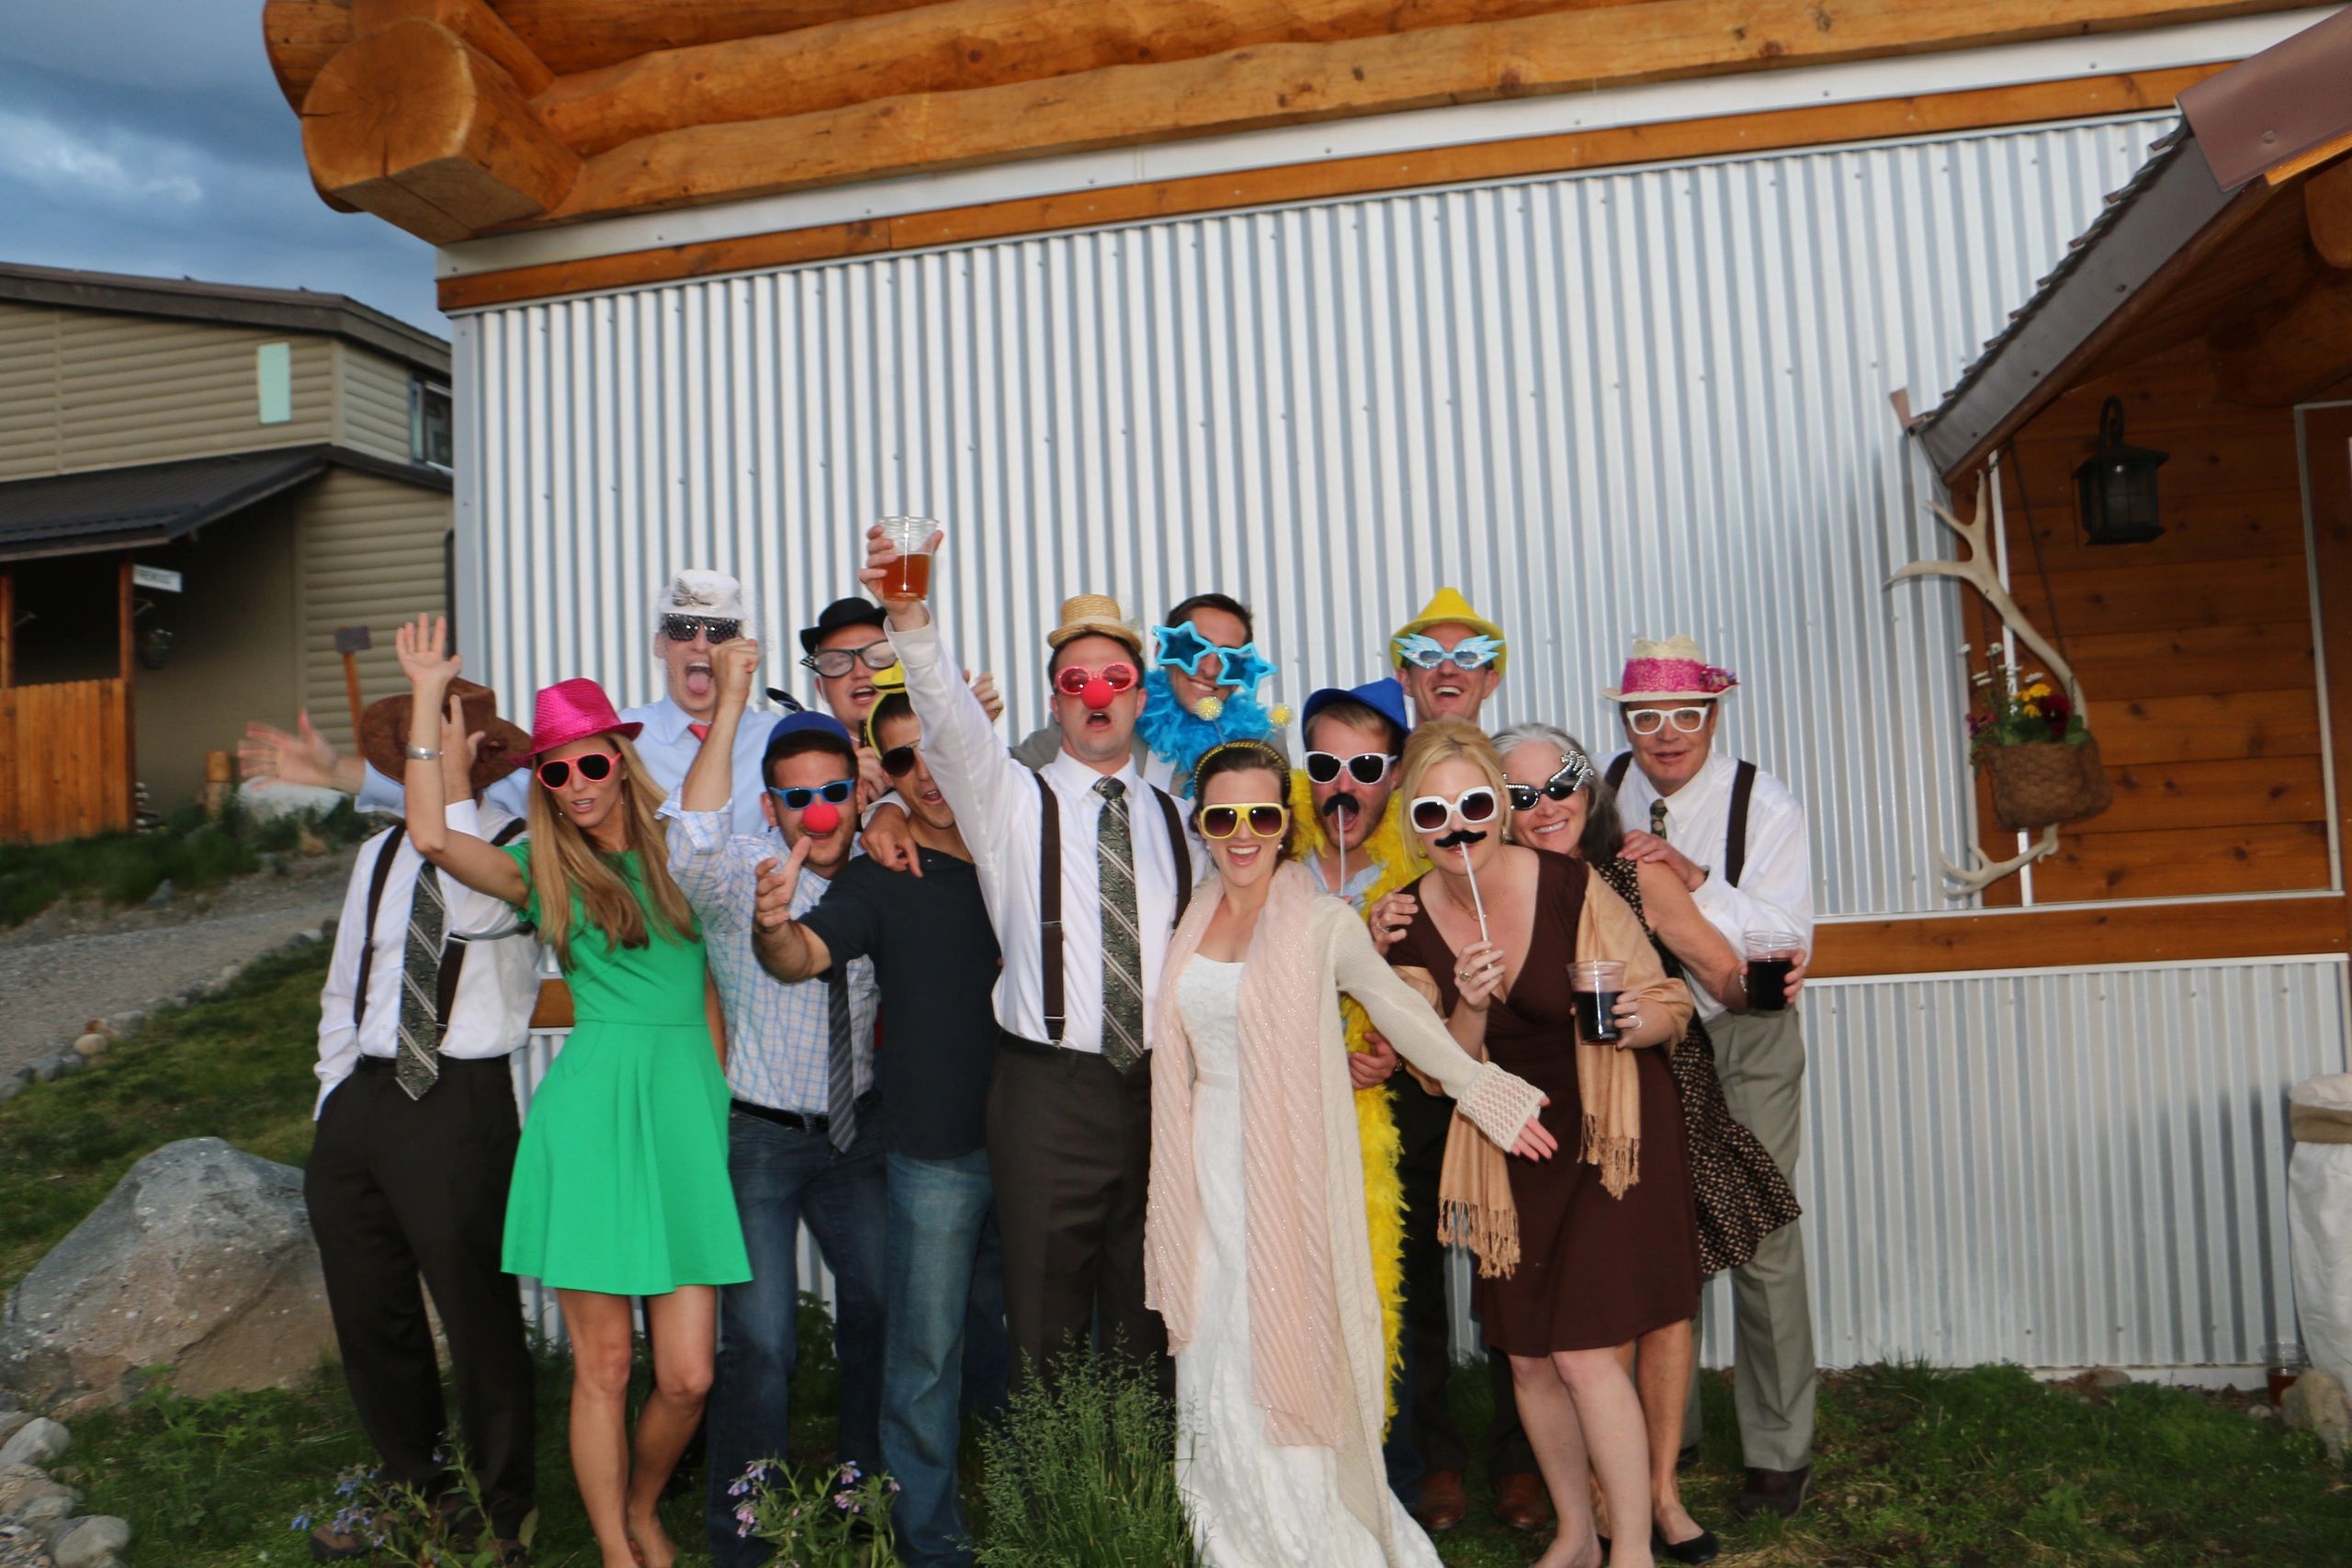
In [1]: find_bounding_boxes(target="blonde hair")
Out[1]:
[1396,718,1510,874]
[522,733,698,967]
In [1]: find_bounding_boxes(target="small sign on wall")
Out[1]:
[256,341,292,425]
[131,564,183,593]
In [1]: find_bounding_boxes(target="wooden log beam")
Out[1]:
[2311,154,2352,271]
[2209,251,2352,406]
[355,0,555,95]
[490,0,944,75]
[540,0,1589,159]
[305,17,581,243]
[540,0,2315,229]
[262,0,354,112]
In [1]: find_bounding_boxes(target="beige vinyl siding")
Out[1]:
[338,343,421,465]
[0,302,64,478]
[299,468,451,750]
[0,300,334,479]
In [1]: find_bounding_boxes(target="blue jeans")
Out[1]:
[883,1149,996,1568]
[961,1203,1009,1422]
[706,1100,888,1568]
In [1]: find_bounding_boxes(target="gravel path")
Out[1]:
[0,847,357,1079]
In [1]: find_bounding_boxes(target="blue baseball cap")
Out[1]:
[763,709,856,761]
[1299,678,1409,752]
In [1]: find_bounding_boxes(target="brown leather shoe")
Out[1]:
[1493,1471,1554,1531]
[1412,1469,1468,1532]
[1733,1463,1812,1520]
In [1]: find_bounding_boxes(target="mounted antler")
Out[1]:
[1889,471,2078,897]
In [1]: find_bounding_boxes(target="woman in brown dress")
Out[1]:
[1381,720,1696,1568]
[1495,723,1805,1565]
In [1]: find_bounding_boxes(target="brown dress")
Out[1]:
[1592,856,1803,1278]
[1390,851,1701,1354]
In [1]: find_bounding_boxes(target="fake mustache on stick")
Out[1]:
[1321,791,1361,819]
[1433,828,1487,851]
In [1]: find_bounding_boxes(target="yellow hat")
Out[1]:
[862,662,910,751]
[1390,587,1508,675]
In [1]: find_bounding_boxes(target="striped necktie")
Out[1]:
[825,967,858,1153]
[1650,798,1669,842]
[1094,776,1146,1073]
[394,866,447,1100]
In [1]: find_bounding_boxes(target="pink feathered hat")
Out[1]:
[528,677,643,756]
[1602,635,1738,703]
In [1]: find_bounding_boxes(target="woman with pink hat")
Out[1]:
[393,613,748,1568]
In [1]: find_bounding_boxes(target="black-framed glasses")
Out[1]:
[1507,757,1593,811]
[1625,705,1711,736]
[537,752,619,789]
[801,640,898,678]
[661,615,740,644]
[1199,802,1289,840]
[878,744,921,779]
[767,779,854,810]
[1408,787,1499,833]
[1305,750,1396,786]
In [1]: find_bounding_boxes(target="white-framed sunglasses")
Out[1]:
[1304,750,1396,786]
[1625,705,1712,736]
[1408,786,1500,834]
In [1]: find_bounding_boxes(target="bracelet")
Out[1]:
[404,743,443,761]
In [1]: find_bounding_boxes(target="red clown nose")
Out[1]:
[802,800,843,836]
[1080,677,1117,711]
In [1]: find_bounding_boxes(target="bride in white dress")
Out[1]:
[1146,742,1555,1568]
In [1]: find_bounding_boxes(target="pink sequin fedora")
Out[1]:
[528,677,643,756]
[1601,635,1738,703]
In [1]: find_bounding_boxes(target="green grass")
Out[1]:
[0,798,372,928]
[10,939,2351,1564]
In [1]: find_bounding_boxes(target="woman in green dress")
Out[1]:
[397,613,749,1568]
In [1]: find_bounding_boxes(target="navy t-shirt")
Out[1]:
[798,847,1001,1160]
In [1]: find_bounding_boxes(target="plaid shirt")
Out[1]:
[667,806,876,1113]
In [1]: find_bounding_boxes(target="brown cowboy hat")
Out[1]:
[358,679,533,795]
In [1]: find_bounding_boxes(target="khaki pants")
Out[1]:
[1682,1005,1817,1471]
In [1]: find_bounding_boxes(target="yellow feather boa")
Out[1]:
[1288,768,1419,1428]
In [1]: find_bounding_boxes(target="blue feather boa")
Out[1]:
[1137,667,1279,795]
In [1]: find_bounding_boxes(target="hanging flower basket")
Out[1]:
[1968,660,2114,832]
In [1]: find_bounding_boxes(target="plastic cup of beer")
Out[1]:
[1572,959,1626,1043]
[1744,927,1804,1013]
[876,515,938,601]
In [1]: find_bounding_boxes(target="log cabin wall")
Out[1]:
[1973,339,2335,908]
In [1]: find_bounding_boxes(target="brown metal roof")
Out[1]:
[0,263,447,375]
[2179,6,2352,192]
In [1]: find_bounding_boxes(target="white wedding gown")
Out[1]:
[1172,959,1444,1568]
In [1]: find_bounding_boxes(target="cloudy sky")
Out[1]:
[1,0,445,333]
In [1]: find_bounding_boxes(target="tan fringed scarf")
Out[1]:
[1401,861,1690,1277]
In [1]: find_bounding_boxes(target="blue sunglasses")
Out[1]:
[1153,621,1274,691]
[767,779,854,810]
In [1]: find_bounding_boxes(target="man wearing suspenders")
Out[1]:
[865,526,1200,1390]
[1602,636,1819,1521]
[302,683,541,1563]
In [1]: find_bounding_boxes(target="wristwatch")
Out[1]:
[404,743,443,761]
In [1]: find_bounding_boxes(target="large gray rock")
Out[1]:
[2282,1368,2352,1460]
[49,1516,130,1568]
[0,1419,64,1470]
[0,1466,74,1518]
[0,1140,334,1416]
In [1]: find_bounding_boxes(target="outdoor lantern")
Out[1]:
[2073,396,2167,546]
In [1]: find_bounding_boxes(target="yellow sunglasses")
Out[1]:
[1199,802,1290,840]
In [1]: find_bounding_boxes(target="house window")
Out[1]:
[410,378,453,469]
[255,342,292,424]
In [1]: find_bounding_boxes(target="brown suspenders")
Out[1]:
[1033,770,1193,1045]
[1604,752,1758,888]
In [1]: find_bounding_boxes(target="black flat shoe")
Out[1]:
[1655,1523,1722,1564]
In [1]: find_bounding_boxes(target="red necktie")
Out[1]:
[689,723,709,740]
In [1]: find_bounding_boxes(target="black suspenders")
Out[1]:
[352,817,526,1034]
[1604,753,1758,889]
[1033,771,1192,1045]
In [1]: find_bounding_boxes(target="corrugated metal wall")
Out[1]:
[454,114,2177,922]
[460,114,2350,1368]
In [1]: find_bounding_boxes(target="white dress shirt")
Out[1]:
[898,615,1204,1054]
[356,693,775,838]
[312,799,543,1114]
[1610,748,1814,1023]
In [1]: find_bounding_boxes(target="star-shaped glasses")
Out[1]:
[1152,622,1274,692]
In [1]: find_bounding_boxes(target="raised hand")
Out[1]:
[752,836,813,933]
[853,743,891,816]
[394,612,460,694]
[1453,938,1508,1010]
[1367,889,1418,956]
[860,523,944,624]
[966,669,1004,723]
[438,692,481,800]
[712,637,762,710]
[239,713,341,791]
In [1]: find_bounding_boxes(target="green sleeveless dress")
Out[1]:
[499,844,751,1295]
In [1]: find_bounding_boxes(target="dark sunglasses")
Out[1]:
[767,779,854,810]
[801,640,898,678]
[1305,750,1396,786]
[1199,802,1289,840]
[878,744,921,779]
[1054,662,1139,697]
[661,615,740,644]
[1408,786,1499,834]
[1507,757,1594,812]
[537,751,620,789]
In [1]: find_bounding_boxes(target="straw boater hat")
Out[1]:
[1390,587,1510,675]
[1602,635,1739,703]
[359,680,533,795]
[1044,594,1144,659]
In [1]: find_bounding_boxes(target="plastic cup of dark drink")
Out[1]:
[876,515,938,601]
[1573,959,1625,1043]
[1744,928,1803,1013]
[2264,1341,2307,1406]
